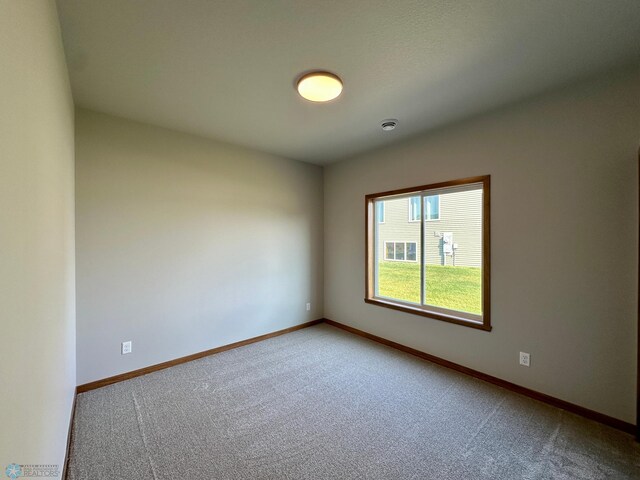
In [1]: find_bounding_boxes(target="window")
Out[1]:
[385,242,394,260]
[384,242,417,262]
[410,195,439,221]
[409,196,420,222]
[376,202,385,223]
[407,242,417,261]
[425,195,440,220]
[366,176,490,331]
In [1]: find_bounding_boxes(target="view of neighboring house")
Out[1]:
[376,185,483,268]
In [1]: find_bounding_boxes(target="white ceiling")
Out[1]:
[56,0,640,165]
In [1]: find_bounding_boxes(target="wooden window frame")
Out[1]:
[365,175,491,331]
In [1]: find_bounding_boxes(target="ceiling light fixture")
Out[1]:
[381,119,398,131]
[296,71,343,102]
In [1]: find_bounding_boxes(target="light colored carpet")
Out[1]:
[67,324,640,479]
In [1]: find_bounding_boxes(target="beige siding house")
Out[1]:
[376,185,482,267]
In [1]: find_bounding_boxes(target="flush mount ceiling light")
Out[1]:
[381,119,398,131]
[296,71,343,102]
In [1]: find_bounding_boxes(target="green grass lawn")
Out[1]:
[377,262,482,314]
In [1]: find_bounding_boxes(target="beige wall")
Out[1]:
[324,66,640,423]
[75,109,324,385]
[0,0,76,470]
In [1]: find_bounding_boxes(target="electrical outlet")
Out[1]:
[121,341,132,355]
[519,351,530,367]
[306,302,311,311]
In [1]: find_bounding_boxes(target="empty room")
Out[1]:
[2,0,640,479]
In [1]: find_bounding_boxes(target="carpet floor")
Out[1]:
[67,324,640,479]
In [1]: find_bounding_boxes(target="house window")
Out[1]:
[425,195,440,220]
[409,196,420,222]
[384,242,417,262]
[385,242,394,260]
[410,195,439,221]
[407,242,417,261]
[376,202,385,223]
[366,176,490,331]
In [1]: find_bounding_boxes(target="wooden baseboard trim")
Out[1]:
[77,319,323,393]
[323,318,636,436]
[61,388,77,480]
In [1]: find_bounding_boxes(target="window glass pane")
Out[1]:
[425,195,440,220]
[409,196,420,221]
[385,242,394,260]
[407,242,417,261]
[376,201,385,223]
[375,197,421,304]
[423,185,482,314]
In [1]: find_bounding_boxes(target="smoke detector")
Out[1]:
[381,119,398,131]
